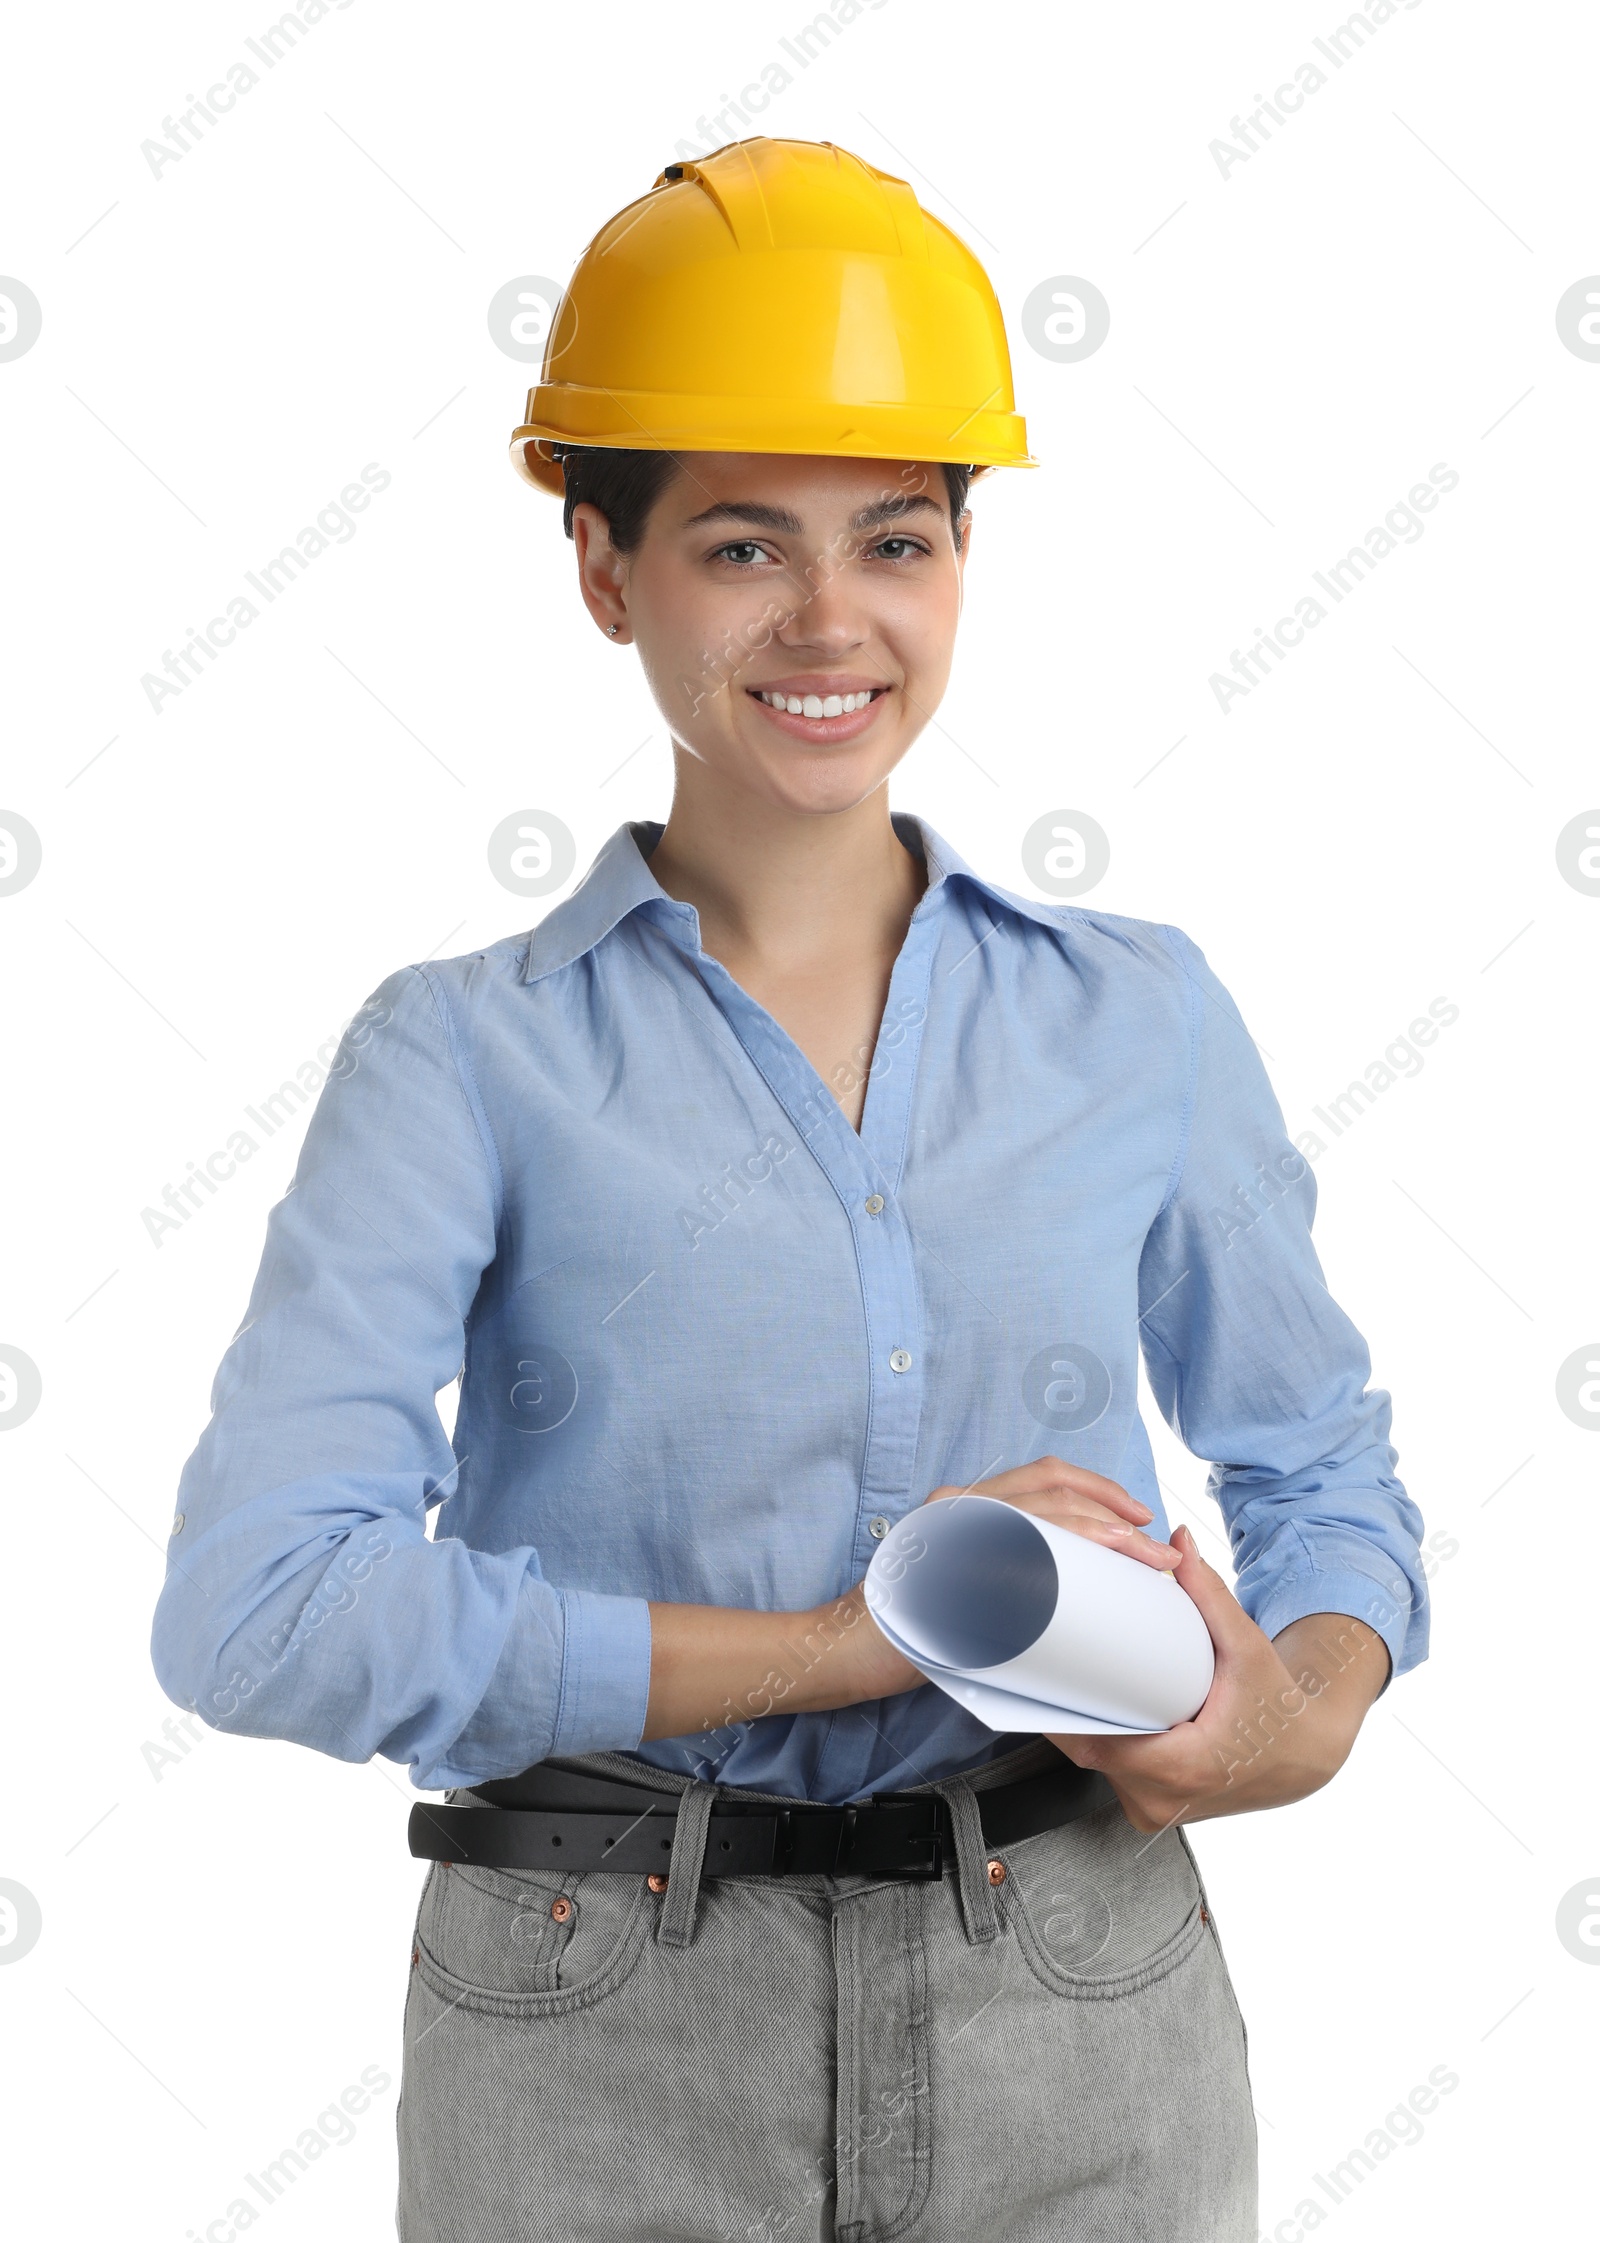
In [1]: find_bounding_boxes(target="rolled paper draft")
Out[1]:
[863,1495,1216,1736]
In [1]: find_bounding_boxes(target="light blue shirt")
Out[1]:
[151,814,1427,1803]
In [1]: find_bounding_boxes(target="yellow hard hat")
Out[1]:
[510,136,1036,495]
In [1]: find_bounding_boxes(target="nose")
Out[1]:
[772,550,871,658]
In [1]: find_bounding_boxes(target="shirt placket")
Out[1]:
[681,909,941,1583]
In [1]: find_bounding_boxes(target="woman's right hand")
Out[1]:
[820,1456,1180,1706]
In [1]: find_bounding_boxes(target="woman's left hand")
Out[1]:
[1047,1524,1392,1831]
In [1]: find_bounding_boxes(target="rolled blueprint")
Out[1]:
[863,1495,1216,1736]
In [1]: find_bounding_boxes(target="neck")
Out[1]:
[644,772,927,978]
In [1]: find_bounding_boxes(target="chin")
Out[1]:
[752,755,900,818]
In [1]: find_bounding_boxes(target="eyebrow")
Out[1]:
[679,495,947,535]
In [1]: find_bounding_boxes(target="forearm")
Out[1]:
[642,1462,1184,1746]
[1270,1609,1391,1752]
[641,1587,888,1742]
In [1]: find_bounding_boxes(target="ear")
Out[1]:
[572,503,630,639]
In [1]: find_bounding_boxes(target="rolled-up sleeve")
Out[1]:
[1136,926,1428,1688]
[149,963,654,1789]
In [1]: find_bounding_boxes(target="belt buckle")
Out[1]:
[854,1790,947,1880]
[765,1795,946,1880]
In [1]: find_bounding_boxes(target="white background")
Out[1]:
[2,2,1594,2235]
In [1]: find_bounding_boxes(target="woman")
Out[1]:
[152,138,1427,2241]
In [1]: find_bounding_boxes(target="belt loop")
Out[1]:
[932,1776,1002,1945]
[655,1780,716,1948]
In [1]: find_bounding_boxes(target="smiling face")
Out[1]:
[571,451,971,820]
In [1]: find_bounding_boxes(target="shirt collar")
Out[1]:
[522,819,688,983]
[522,812,1067,984]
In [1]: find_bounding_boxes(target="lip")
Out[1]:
[750,674,887,697]
[745,678,892,744]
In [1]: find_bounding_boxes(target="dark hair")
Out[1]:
[553,445,978,552]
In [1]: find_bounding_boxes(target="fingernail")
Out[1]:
[1131,1502,1153,1520]
[1106,1522,1134,1536]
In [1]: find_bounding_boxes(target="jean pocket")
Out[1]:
[993,1797,1209,1999]
[414,1857,653,2018]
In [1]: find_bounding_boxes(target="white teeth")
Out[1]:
[758,689,877,715]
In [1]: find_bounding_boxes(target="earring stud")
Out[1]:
[608,622,620,636]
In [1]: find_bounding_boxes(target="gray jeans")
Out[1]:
[396,1739,1257,2240]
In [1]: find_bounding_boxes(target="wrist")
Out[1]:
[778,1591,870,1713]
[790,1582,922,1711]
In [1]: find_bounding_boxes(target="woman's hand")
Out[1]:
[924,1455,1183,1569]
[824,1455,1181,1705]
[1047,1524,1392,1830]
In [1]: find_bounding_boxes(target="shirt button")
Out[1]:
[868,1515,891,1539]
[170,1513,185,1535]
[889,1348,912,1373]
[864,1194,885,1215]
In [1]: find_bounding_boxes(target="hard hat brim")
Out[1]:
[511,393,1037,495]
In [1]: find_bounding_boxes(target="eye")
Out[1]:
[869,535,931,563]
[709,539,776,568]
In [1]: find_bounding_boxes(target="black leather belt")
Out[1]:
[407,1757,1115,1882]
